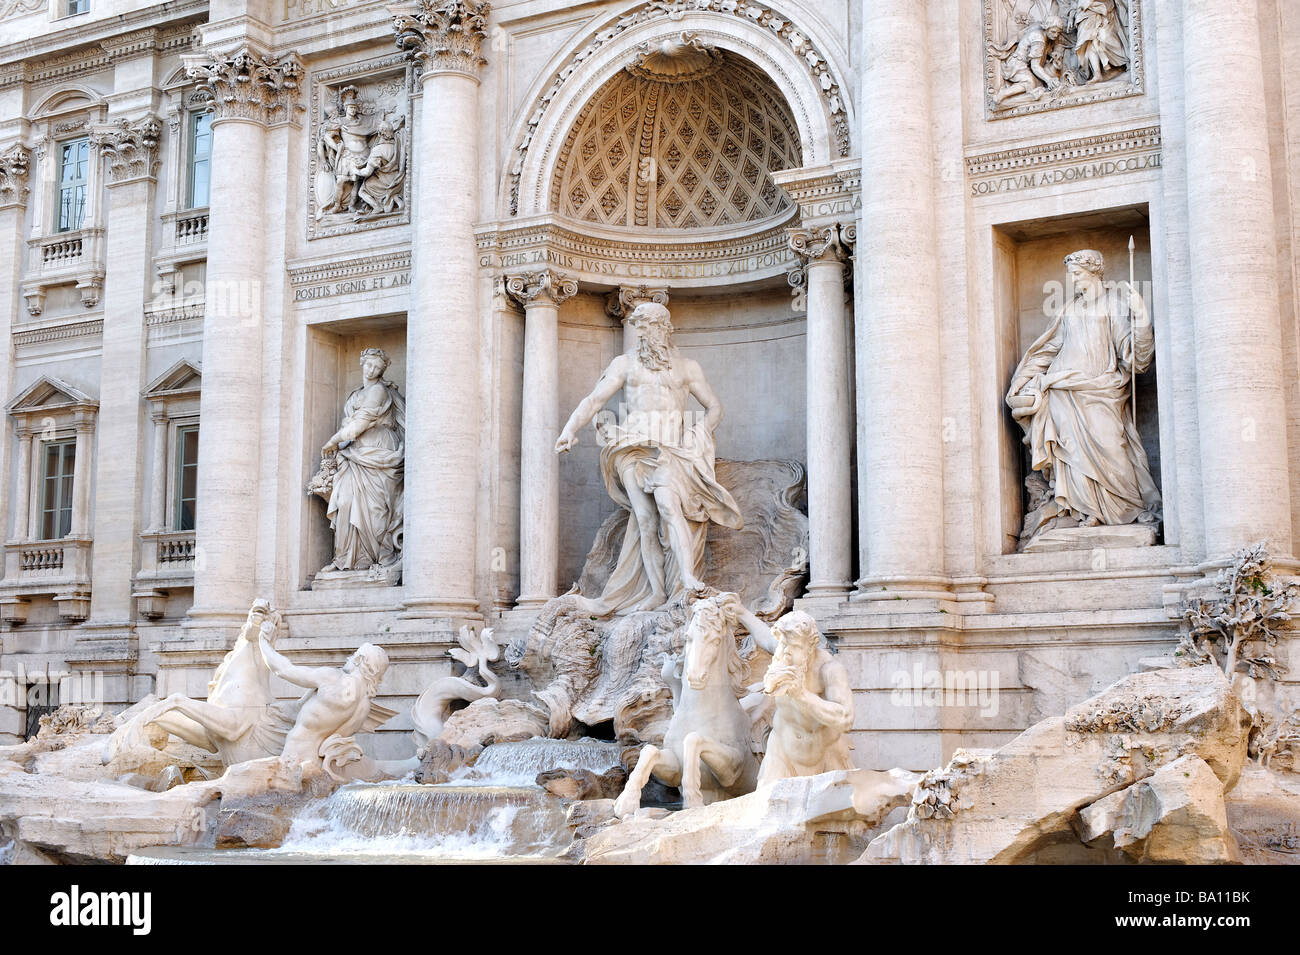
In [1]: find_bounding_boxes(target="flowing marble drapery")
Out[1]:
[326,382,405,569]
[1008,283,1160,528]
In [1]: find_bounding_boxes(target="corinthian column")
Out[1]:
[507,269,576,609]
[789,224,853,599]
[0,145,30,546]
[1182,0,1292,557]
[855,2,949,605]
[181,46,303,634]
[85,115,161,630]
[391,0,490,619]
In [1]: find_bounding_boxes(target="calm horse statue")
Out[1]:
[613,593,759,818]
[105,600,294,767]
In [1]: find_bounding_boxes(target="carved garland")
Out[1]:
[508,0,851,216]
[183,47,305,125]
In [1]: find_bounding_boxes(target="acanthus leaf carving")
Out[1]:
[390,0,491,77]
[90,116,162,184]
[0,142,32,207]
[182,47,305,126]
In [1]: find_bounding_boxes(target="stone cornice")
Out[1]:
[390,0,490,79]
[100,28,158,61]
[0,141,31,208]
[91,115,161,184]
[287,247,412,287]
[12,317,103,347]
[965,125,1162,197]
[0,1,206,75]
[476,214,797,289]
[183,46,305,126]
[771,159,861,225]
[505,269,577,308]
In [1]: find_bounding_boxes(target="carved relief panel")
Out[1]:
[983,0,1143,118]
[307,55,414,239]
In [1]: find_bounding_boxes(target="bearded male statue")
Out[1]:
[556,302,742,615]
[725,596,855,784]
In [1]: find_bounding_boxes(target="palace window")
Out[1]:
[174,424,199,531]
[187,112,212,209]
[62,0,88,16]
[55,137,88,232]
[39,439,76,541]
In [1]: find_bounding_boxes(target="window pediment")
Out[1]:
[8,374,97,417]
[143,359,202,400]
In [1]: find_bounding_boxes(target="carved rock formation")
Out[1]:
[862,665,1251,864]
[581,769,918,865]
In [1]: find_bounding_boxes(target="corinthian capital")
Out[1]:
[506,269,577,308]
[0,143,32,208]
[391,0,491,77]
[183,47,305,126]
[91,116,162,184]
[787,223,850,264]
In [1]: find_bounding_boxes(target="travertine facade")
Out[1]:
[0,0,1298,776]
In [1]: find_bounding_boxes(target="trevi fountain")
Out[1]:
[0,0,1298,869]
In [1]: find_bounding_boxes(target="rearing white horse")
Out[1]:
[614,593,758,818]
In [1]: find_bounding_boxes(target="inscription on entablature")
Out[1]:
[292,269,411,303]
[481,249,792,282]
[966,126,1161,198]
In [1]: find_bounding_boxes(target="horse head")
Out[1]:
[682,594,746,694]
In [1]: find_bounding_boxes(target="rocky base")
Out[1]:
[575,769,918,865]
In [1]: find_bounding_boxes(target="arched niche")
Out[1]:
[507,2,853,221]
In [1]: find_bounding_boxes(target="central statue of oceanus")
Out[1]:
[555,302,742,616]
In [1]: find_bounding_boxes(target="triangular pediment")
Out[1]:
[143,359,202,399]
[7,375,96,414]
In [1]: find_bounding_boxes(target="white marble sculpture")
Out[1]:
[986,0,1135,113]
[555,303,742,615]
[614,593,759,817]
[309,347,405,583]
[728,597,855,785]
[989,15,1070,106]
[314,85,407,222]
[255,631,392,781]
[1071,0,1129,83]
[410,625,502,749]
[1006,249,1160,548]
[106,600,294,767]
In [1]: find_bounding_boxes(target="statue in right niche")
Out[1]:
[1006,248,1161,549]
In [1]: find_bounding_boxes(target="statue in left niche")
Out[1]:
[308,347,405,586]
[314,84,407,222]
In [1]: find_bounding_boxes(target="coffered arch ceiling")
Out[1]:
[549,48,801,232]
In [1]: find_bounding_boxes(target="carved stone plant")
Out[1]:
[1177,541,1297,680]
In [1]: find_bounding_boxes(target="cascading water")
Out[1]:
[463,738,624,786]
[127,737,626,864]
